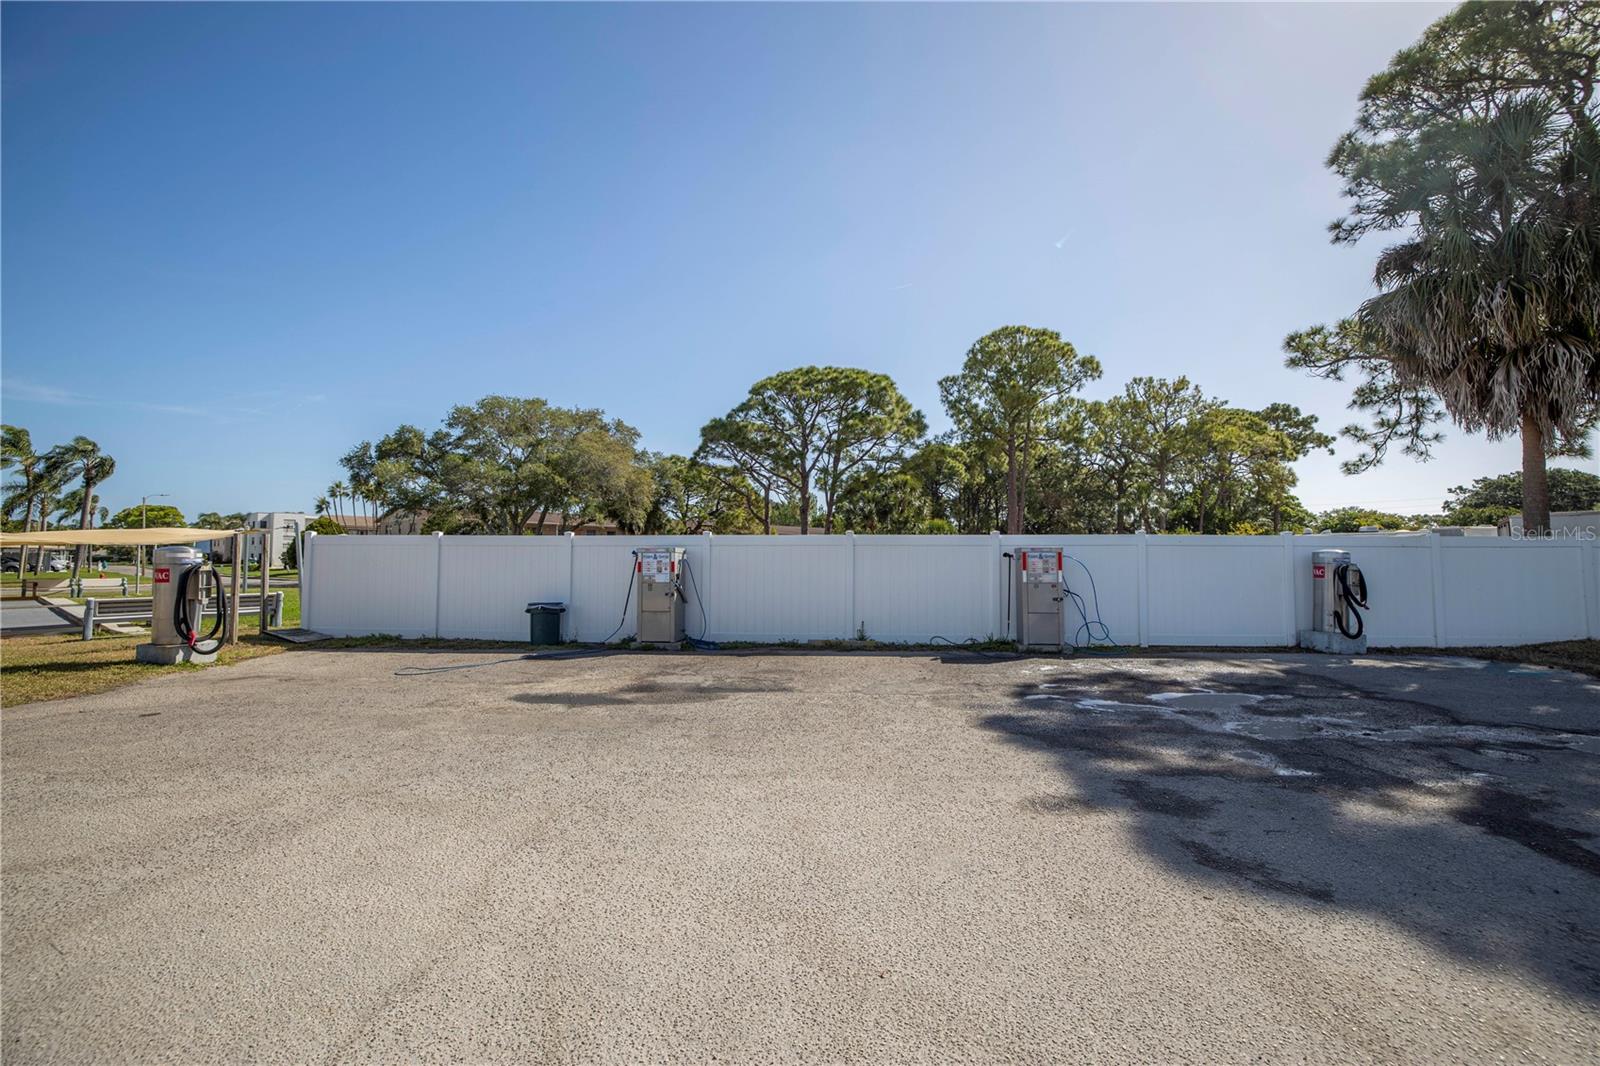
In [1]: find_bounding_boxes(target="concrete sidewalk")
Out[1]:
[0,597,80,635]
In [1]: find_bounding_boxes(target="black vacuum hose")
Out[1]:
[174,564,227,653]
[1333,563,1368,640]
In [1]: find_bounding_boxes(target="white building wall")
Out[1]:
[302,531,1600,649]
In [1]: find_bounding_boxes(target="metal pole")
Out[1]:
[259,533,273,636]
[228,532,243,645]
[135,493,169,595]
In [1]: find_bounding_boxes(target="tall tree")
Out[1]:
[833,468,929,533]
[1445,467,1600,515]
[368,425,450,533]
[814,372,925,532]
[357,397,651,535]
[695,414,786,533]
[1082,396,1147,533]
[902,440,971,529]
[1123,376,1216,532]
[1286,1,1600,533]
[1169,409,1296,534]
[698,367,923,535]
[44,436,115,580]
[106,504,187,529]
[938,326,1101,533]
[644,454,758,534]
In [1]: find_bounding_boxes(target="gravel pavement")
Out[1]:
[3,648,1598,1063]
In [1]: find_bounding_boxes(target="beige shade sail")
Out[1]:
[0,527,241,548]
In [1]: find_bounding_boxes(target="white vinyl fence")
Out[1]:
[300,531,1600,649]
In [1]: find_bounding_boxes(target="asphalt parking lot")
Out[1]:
[3,648,1598,1063]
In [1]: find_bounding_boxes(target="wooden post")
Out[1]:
[229,532,243,644]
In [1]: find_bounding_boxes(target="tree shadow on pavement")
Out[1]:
[977,656,1600,1004]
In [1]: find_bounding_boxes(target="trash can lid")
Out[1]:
[525,601,566,613]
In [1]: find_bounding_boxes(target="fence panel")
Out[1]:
[708,536,852,642]
[305,535,439,638]
[855,536,995,643]
[438,536,570,641]
[1439,539,1591,646]
[1144,537,1288,646]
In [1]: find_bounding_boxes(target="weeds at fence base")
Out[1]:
[1375,640,1600,678]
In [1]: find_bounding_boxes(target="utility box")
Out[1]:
[635,547,686,645]
[1300,548,1369,653]
[1015,547,1066,651]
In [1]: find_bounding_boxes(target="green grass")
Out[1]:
[1,632,288,707]
[2,572,83,584]
[214,567,298,581]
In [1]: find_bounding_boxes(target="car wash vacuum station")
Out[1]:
[136,545,228,665]
[1299,547,1370,653]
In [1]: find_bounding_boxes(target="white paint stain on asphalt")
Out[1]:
[1057,689,1600,755]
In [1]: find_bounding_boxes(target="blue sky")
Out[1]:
[5,1,1593,522]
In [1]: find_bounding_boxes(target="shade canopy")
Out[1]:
[0,527,241,548]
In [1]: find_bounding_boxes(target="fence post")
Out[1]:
[702,530,714,641]
[82,598,96,641]
[272,590,285,628]
[300,531,315,634]
[1593,540,1600,640]
[845,530,858,639]
[300,528,313,630]
[1581,538,1599,640]
[1137,532,1151,648]
[564,531,576,642]
[1427,531,1446,647]
[990,530,1003,641]
[1280,532,1296,646]
[433,531,445,639]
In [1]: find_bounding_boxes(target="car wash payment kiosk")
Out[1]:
[1015,547,1066,651]
[636,547,687,645]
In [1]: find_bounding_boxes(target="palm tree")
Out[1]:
[1291,5,1600,533]
[44,436,115,581]
[1356,103,1600,532]
[314,496,330,518]
[328,481,347,525]
[2,425,50,575]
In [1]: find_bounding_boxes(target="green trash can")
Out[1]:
[525,602,565,645]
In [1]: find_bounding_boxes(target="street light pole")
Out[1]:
[135,493,170,595]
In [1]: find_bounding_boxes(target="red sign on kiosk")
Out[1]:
[154,567,171,584]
